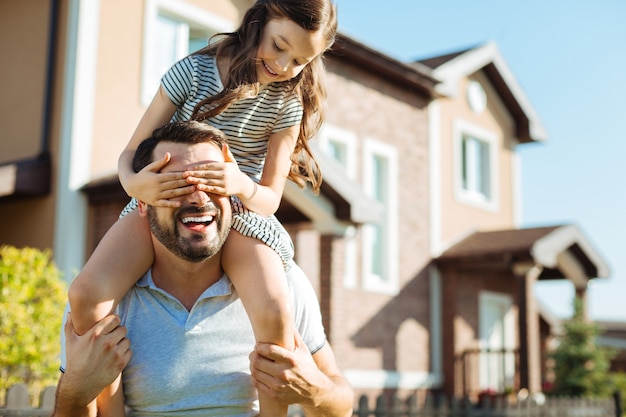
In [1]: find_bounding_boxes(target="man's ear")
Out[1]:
[137,200,148,217]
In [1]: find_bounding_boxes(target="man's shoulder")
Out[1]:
[285,264,318,304]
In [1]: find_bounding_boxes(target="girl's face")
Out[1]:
[256,17,326,85]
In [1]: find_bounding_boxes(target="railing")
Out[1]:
[289,392,621,417]
[458,347,520,398]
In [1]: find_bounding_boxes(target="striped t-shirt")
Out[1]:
[161,54,304,180]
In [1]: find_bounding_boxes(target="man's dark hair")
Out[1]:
[133,121,228,173]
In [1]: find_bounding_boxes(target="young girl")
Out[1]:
[67,1,338,416]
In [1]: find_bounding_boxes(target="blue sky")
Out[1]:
[334,1,626,321]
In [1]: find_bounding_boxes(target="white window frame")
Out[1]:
[361,138,398,295]
[342,225,358,289]
[453,119,499,211]
[316,124,359,288]
[317,124,358,180]
[141,0,234,105]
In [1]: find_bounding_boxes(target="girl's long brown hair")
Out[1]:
[190,0,337,193]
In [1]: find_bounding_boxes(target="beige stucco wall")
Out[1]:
[438,74,518,245]
[89,0,251,179]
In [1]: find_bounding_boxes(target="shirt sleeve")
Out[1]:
[161,55,197,107]
[287,262,326,354]
[59,303,70,372]
[272,95,303,133]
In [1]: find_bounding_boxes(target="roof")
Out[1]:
[413,41,548,144]
[418,45,477,70]
[436,224,610,287]
[329,33,439,98]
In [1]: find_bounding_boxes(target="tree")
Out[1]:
[550,296,615,397]
[0,245,67,402]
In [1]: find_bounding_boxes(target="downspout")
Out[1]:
[41,0,60,155]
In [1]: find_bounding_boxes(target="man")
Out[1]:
[52,121,353,417]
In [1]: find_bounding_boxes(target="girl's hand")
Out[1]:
[128,152,196,207]
[184,144,250,197]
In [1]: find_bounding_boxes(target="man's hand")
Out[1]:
[250,331,326,407]
[62,313,131,407]
[250,331,354,417]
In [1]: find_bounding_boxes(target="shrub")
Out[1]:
[550,296,615,398]
[0,245,67,403]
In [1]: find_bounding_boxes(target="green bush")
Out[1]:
[0,245,67,403]
[550,296,615,398]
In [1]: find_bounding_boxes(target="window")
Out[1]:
[317,124,357,179]
[141,0,234,104]
[316,124,359,288]
[454,120,498,210]
[362,139,398,294]
[461,135,491,199]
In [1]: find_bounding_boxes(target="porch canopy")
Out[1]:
[435,224,610,287]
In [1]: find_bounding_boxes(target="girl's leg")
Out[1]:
[68,209,154,335]
[222,230,293,417]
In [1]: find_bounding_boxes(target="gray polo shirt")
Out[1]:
[61,263,326,417]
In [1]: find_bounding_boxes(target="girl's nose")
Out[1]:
[276,54,290,72]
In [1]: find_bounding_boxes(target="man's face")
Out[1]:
[145,141,231,262]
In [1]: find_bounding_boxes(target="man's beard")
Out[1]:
[147,204,230,263]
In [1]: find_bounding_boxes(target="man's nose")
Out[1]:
[187,188,210,205]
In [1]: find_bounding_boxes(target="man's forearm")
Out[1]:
[51,374,98,417]
[301,375,353,417]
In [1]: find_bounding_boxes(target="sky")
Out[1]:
[333,0,626,321]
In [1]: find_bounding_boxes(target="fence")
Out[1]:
[289,392,622,417]
[0,384,55,417]
[1,384,621,417]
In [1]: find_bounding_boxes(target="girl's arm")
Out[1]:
[188,124,299,216]
[118,85,194,207]
[248,124,299,215]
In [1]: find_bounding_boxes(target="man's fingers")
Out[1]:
[118,338,133,368]
[255,342,283,361]
[93,314,122,336]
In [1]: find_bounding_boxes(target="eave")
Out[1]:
[329,33,439,99]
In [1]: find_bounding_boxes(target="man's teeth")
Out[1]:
[182,215,213,224]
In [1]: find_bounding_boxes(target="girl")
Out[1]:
[68,1,338,416]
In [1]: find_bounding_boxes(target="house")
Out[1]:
[596,320,626,373]
[0,0,612,405]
